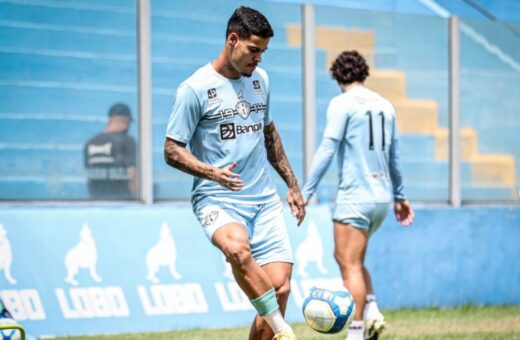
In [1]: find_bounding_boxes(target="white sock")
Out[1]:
[263,309,293,334]
[366,294,376,303]
[347,320,364,340]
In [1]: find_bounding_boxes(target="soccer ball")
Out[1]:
[302,287,355,334]
[0,318,21,340]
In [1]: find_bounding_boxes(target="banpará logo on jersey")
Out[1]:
[220,123,236,140]
[219,122,263,140]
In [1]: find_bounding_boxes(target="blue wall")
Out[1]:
[0,205,518,337]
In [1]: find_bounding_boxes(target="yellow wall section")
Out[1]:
[287,24,516,190]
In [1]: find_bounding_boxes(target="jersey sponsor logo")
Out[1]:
[0,224,16,285]
[145,223,182,284]
[65,224,102,286]
[88,143,112,157]
[295,220,328,278]
[207,88,217,99]
[219,122,263,140]
[252,80,264,96]
[220,123,236,140]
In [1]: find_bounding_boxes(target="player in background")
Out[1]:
[301,51,414,340]
[164,6,305,340]
[84,103,137,200]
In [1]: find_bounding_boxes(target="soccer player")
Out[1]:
[302,51,414,340]
[164,6,305,340]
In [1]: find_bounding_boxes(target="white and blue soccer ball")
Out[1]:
[302,287,356,334]
[0,318,21,340]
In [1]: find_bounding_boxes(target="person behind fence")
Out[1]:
[84,103,137,200]
[164,6,306,340]
[301,50,415,340]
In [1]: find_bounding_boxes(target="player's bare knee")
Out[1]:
[223,242,252,270]
[334,251,361,273]
[274,279,291,303]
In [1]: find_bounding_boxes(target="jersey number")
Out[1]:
[366,111,385,151]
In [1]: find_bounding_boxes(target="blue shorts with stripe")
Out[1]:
[193,196,294,266]
[333,202,391,237]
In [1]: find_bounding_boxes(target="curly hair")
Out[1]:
[330,50,370,85]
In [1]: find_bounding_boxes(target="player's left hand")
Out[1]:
[287,185,306,226]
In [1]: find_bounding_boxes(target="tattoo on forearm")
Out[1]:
[164,139,215,180]
[264,123,298,188]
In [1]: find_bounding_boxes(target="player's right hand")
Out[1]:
[394,199,414,226]
[216,162,244,191]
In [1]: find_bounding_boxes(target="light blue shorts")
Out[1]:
[193,197,294,266]
[333,202,390,237]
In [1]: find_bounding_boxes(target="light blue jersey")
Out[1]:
[303,85,405,204]
[166,63,278,205]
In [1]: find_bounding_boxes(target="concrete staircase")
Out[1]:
[287,24,516,193]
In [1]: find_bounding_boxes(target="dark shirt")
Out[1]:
[84,132,136,199]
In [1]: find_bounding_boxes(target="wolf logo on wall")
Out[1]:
[296,220,328,278]
[0,224,16,285]
[145,223,182,283]
[65,223,103,286]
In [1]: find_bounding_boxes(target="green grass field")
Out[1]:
[53,305,520,340]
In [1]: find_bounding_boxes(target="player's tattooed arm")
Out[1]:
[264,122,306,225]
[164,138,244,191]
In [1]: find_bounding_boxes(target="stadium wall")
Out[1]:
[0,204,518,337]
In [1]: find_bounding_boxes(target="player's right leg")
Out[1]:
[212,222,274,297]
[362,203,389,339]
[195,200,294,340]
[333,220,368,340]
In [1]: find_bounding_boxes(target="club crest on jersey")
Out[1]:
[203,211,219,226]
[235,100,251,120]
[235,91,251,120]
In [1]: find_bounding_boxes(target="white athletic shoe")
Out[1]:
[272,330,297,340]
[364,302,385,339]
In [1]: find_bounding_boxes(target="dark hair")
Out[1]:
[226,6,274,40]
[330,50,370,85]
[108,103,132,121]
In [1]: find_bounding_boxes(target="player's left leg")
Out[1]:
[249,262,293,340]
[248,200,296,340]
